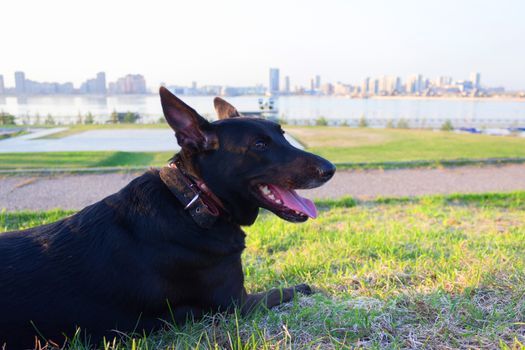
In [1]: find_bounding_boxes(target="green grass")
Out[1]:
[0,130,28,140]
[2,127,525,171]
[2,192,525,349]
[285,127,525,164]
[0,151,174,170]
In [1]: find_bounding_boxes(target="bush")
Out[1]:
[0,112,16,125]
[441,119,454,131]
[84,112,94,125]
[123,112,138,124]
[110,110,119,124]
[358,115,368,128]
[44,114,56,126]
[397,118,409,129]
[315,116,328,126]
[386,119,394,128]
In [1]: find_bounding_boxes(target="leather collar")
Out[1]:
[159,162,226,229]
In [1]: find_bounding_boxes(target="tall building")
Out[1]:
[108,74,147,94]
[372,79,379,95]
[361,77,370,94]
[14,71,26,94]
[96,72,107,94]
[315,75,321,89]
[80,72,107,94]
[378,76,389,94]
[269,68,279,95]
[405,75,415,93]
[284,76,290,94]
[0,75,4,94]
[416,74,423,93]
[394,77,402,93]
[470,72,481,89]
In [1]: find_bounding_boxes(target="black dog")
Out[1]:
[0,87,335,349]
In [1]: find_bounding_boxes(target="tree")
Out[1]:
[315,116,328,126]
[0,112,16,125]
[358,114,368,128]
[44,114,56,125]
[84,112,94,124]
[123,111,138,123]
[110,109,119,124]
[441,119,454,131]
[397,118,409,129]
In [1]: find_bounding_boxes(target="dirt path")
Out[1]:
[1,164,524,211]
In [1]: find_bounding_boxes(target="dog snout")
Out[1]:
[317,162,336,182]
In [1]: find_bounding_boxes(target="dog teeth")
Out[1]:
[259,185,282,205]
[260,185,270,195]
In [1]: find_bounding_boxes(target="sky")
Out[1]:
[1,0,524,90]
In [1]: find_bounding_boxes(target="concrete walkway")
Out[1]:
[1,164,524,211]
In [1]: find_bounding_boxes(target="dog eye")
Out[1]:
[253,140,268,150]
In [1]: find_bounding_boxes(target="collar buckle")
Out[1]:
[184,193,200,210]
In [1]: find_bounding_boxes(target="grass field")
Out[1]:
[285,127,525,164]
[1,126,525,171]
[0,130,28,140]
[0,151,174,170]
[2,192,524,349]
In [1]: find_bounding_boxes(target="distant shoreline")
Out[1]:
[1,94,524,102]
[366,95,525,102]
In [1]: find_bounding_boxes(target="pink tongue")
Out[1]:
[268,185,318,218]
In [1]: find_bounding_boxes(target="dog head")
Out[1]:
[160,87,335,226]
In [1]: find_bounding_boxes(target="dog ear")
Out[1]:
[159,87,217,151]
[214,97,242,119]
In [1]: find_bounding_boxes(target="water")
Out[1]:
[1,95,524,127]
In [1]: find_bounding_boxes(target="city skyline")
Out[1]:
[1,0,524,90]
[0,68,511,97]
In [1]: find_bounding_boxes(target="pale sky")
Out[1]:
[1,0,524,90]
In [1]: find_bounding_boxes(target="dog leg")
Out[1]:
[241,284,312,315]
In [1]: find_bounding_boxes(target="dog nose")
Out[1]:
[317,162,336,181]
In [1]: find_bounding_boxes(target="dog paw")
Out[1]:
[294,283,313,295]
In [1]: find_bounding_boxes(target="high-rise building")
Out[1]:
[470,72,481,89]
[284,76,290,94]
[109,74,147,94]
[406,75,417,94]
[320,83,333,95]
[394,77,402,93]
[315,75,321,89]
[416,74,423,93]
[96,72,107,94]
[0,75,4,94]
[372,79,379,95]
[378,76,389,94]
[361,77,370,94]
[15,71,26,94]
[269,68,279,95]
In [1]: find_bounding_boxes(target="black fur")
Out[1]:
[0,89,335,349]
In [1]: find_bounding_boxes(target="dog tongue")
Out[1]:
[268,185,318,218]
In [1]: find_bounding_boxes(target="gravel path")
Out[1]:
[1,164,524,211]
